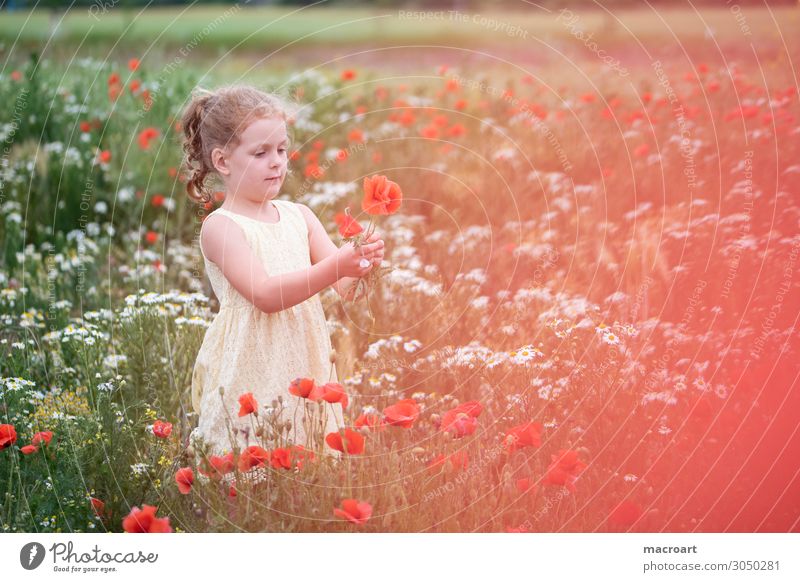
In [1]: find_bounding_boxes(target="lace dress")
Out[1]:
[189,199,344,484]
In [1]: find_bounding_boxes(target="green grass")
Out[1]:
[1,4,798,58]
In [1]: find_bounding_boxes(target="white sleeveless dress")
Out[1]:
[189,199,344,481]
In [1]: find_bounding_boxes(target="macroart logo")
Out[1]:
[20,542,46,570]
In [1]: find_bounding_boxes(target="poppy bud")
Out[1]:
[218,385,225,396]
[255,426,264,438]
[271,399,278,408]
[411,446,425,456]
[329,349,337,363]
[185,446,195,459]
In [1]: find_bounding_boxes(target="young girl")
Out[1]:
[180,85,384,479]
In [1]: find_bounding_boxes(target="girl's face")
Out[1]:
[213,116,289,202]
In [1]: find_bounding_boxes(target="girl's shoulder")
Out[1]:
[199,209,250,263]
[289,201,315,230]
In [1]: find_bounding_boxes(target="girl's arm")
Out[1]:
[201,214,341,314]
[296,203,384,301]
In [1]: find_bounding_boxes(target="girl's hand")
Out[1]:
[335,238,384,278]
[364,232,385,266]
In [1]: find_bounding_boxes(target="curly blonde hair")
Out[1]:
[179,84,299,205]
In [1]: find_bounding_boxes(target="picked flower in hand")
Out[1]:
[333,174,402,322]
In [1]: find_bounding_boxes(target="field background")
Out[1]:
[1,1,799,534]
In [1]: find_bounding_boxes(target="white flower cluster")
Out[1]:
[43,322,109,346]
[300,181,357,210]
[363,335,422,360]
[130,463,149,476]
[386,268,443,297]
[123,289,209,308]
[102,354,127,370]
[0,376,36,394]
[448,224,492,255]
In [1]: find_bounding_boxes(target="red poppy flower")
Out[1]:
[291,445,316,470]
[175,467,194,495]
[237,392,258,417]
[288,377,323,401]
[446,124,466,137]
[128,58,140,71]
[348,128,364,143]
[420,125,439,139]
[151,194,165,207]
[325,428,365,455]
[138,127,159,150]
[198,453,235,480]
[334,211,363,238]
[441,412,477,438]
[238,445,270,472]
[122,505,172,533]
[144,231,158,245]
[502,421,542,453]
[80,120,92,133]
[333,499,372,525]
[320,382,349,409]
[341,69,356,81]
[98,150,111,164]
[543,449,587,493]
[270,447,292,469]
[440,402,480,438]
[452,400,483,417]
[90,497,108,520]
[152,420,172,439]
[382,398,419,428]
[445,77,460,92]
[20,444,37,455]
[1,424,18,450]
[608,499,642,527]
[32,431,53,447]
[362,174,403,216]
[10,70,22,81]
[305,164,324,180]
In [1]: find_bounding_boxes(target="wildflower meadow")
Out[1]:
[1,3,799,536]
